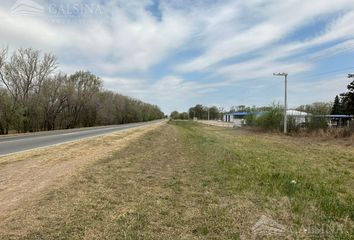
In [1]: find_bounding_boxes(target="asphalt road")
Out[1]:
[0,121,162,157]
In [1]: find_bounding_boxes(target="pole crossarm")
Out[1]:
[273,73,288,77]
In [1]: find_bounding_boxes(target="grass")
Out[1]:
[0,121,353,239]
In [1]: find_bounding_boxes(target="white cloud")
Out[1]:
[102,74,228,113]
[1,0,354,112]
[103,75,220,100]
[175,0,354,73]
[0,0,193,73]
[309,39,354,60]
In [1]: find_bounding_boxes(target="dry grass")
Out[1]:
[290,128,354,146]
[0,121,353,239]
[0,123,161,214]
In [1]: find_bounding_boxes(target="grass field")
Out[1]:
[0,121,353,239]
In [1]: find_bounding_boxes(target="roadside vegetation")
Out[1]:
[245,77,354,136]
[1,121,353,239]
[243,102,354,137]
[0,47,164,135]
[171,77,354,138]
[243,103,332,132]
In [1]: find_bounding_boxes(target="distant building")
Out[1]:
[315,115,353,128]
[223,112,251,127]
[287,110,310,125]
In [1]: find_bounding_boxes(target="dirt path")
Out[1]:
[0,123,161,214]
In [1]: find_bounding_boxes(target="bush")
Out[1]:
[307,116,328,132]
[287,116,300,133]
[255,104,283,131]
[244,112,257,126]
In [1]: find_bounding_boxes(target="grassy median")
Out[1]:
[0,121,353,239]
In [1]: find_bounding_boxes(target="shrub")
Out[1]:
[307,116,328,132]
[287,116,300,133]
[244,112,257,126]
[255,104,283,131]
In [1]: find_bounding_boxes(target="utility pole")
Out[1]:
[273,72,288,134]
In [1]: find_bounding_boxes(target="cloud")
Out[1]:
[0,0,193,73]
[1,0,354,113]
[309,39,354,60]
[103,75,220,100]
[175,0,354,73]
[102,74,228,112]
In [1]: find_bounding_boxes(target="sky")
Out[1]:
[1,0,354,114]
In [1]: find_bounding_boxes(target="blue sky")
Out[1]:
[1,0,354,114]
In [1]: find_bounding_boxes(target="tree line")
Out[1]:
[170,104,221,120]
[331,77,354,115]
[0,48,164,134]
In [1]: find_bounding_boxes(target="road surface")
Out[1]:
[0,121,162,157]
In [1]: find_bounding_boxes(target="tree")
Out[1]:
[208,106,220,120]
[296,102,332,115]
[189,104,210,120]
[0,89,12,134]
[0,48,57,132]
[193,104,205,119]
[0,88,24,134]
[65,71,102,128]
[331,95,342,115]
[0,47,164,135]
[179,112,189,120]
[170,111,179,119]
[341,78,354,114]
[39,74,68,130]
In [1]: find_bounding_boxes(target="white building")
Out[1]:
[223,112,249,127]
[223,110,310,127]
[286,109,310,125]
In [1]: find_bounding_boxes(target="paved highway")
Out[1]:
[0,121,162,157]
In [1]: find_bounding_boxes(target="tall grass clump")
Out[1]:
[341,121,354,137]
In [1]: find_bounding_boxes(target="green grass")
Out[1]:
[175,121,354,239]
[0,121,353,239]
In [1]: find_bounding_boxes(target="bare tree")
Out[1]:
[39,74,68,130]
[0,47,164,134]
